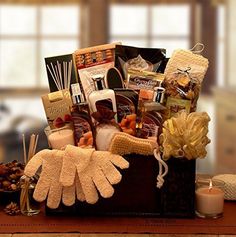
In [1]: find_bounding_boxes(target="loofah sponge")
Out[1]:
[108,132,158,156]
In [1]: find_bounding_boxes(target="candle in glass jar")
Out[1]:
[48,128,74,150]
[195,184,224,217]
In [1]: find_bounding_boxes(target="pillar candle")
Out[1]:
[48,128,74,150]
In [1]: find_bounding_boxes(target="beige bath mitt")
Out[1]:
[59,145,95,187]
[108,132,158,156]
[60,145,129,204]
[24,149,84,209]
[164,48,209,82]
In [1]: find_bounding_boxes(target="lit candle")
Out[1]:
[195,179,224,218]
[47,127,75,150]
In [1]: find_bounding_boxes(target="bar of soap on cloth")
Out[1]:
[95,124,120,151]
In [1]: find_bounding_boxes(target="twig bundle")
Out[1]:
[20,134,39,214]
[46,60,73,91]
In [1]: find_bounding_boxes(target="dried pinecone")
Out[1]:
[0,160,25,191]
[4,202,20,216]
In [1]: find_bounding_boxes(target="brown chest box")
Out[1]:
[46,154,196,218]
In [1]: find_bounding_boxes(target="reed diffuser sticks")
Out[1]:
[20,134,39,216]
[46,60,72,91]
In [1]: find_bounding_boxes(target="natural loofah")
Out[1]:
[24,149,84,209]
[108,132,158,156]
[160,110,211,160]
[60,145,129,204]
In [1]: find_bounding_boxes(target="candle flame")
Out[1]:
[209,179,213,192]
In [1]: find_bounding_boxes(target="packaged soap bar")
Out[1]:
[115,45,166,84]
[114,89,139,136]
[41,89,73,129]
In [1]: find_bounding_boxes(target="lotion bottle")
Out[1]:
[88,75,117,122]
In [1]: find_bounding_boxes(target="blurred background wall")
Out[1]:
[0,0,235,175]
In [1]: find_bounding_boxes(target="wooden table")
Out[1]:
[0,201,236,235]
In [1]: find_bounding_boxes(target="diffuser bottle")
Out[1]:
[20,175,40,216]
[71,83,95,148]
[88,75,117,122]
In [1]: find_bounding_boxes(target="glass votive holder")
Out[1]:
[195,178,225,219]
[44,125,75,150]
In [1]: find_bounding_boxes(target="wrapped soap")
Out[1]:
[91,107,121,151]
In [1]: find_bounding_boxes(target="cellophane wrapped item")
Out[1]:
[163,48,209,118]
[164,48,209,82]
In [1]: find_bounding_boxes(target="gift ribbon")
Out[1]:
[154,149,168,189]
[177,67,191,75]
[176,67,200,86]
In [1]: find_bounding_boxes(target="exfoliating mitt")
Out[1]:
[60,145,129,204]
[164,48,209,82]
[24,149,84,208]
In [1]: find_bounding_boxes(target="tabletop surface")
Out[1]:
[0,201,236,234]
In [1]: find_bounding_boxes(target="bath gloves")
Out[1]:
[59,145,94,187]
[24,149,83,209]
[60,145,129,204]
[25,136,161,206]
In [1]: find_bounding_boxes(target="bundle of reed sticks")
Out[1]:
[46,60,73,91]
[20,134,39,215]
